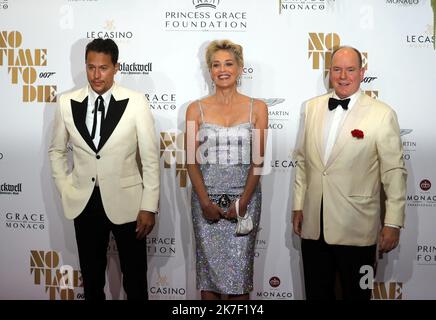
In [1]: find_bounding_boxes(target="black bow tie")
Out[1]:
[328,97,350,111]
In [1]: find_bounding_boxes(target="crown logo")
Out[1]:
[104,20,115,31]
[193,0,220,9]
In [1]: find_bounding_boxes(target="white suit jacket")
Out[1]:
[292,92,407,246]
[49,83,160,224]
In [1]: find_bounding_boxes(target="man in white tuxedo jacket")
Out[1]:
[49,38,160,300]
[292,46,407,300]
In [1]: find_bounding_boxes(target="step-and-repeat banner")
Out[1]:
[1,0,435,300]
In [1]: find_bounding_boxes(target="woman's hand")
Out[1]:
[201,200,225,223]
[225,198,247,220]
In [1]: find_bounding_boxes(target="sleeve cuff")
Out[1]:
[384,223,401,229]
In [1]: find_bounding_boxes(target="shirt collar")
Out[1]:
[331,90,361,112]
[88,82,115,105]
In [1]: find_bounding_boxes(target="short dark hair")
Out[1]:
[85,38,119,65]
[331,46,362,68]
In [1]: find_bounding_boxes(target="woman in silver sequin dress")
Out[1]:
[185,40,268,300]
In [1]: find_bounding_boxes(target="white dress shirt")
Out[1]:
[322,91,359,165]
[85,85,113,149]
[85,84,113,186]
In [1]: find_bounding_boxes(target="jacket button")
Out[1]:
[91,177,95,182]
[96,155,101,159]
[323,172,327,176]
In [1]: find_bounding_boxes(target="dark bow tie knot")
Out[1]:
[328,97,350,111]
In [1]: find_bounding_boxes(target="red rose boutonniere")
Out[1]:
[351,129,364,139]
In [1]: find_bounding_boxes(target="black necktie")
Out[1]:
[328,97,350,111]
[91,96,104,139]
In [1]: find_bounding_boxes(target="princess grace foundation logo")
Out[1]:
[164,0,248,32]
[416,243,436,265]
[147,236,176,257]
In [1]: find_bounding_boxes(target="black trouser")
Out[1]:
[74,187,148,300]
[301,200,376,300]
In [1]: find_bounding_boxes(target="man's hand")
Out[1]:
[292,210,303,236]
[136,210,156,239]
[378,226,400,254]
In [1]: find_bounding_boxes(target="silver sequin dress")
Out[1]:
[191,99,261,295]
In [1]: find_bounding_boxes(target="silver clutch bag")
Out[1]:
[235,198,253,236]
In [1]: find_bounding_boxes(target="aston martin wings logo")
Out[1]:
[400,129,413,136]
[260,98,285,107]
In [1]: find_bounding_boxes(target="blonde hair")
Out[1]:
[205,39,244,69]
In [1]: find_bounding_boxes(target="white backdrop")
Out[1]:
[1,0,435,300]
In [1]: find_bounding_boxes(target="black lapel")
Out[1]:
[97,95,129,151]
[71,97,97,153]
